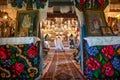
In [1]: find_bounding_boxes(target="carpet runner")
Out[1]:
[42,50,86,80]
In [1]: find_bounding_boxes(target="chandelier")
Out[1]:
[41,17,78,38]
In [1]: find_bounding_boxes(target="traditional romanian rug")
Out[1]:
[42,51,86,80]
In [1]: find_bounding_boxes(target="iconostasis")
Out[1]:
[107,15,120,36]
[40,18,79,41]
[104,2,120,36]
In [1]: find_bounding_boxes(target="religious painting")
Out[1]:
[108,17,120,36]
[16,10,39,37]
[84,10,107,36]
[101,26,113,36]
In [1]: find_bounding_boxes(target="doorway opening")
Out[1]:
[40,14,83,79]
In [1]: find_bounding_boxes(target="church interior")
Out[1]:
[0,0,120,80]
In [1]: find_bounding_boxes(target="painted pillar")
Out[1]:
[75,7,85,73]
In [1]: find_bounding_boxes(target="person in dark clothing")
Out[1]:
[73,45,80,62]
[42,34,50,57]
[69,34,75,49]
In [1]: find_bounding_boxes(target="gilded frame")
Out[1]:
[84,10,107,36]
[16,10,39,37]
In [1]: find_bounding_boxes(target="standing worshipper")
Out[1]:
[69,34,75,49]
[44,34,50,50]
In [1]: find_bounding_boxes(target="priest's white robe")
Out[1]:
[54,37,64,51]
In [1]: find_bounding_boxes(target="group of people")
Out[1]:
[43,34,80,62]
[43,34,78,52]
[43,34,64,52]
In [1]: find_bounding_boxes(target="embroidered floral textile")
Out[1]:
[111,57,120,72]
[87,57,100,70]
[12,62,24,75]
[86,43,99,56]
[101,46,115,59]
[102,62,114,77]
[27,45,38,58]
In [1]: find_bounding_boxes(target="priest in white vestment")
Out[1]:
[54,36,64,51]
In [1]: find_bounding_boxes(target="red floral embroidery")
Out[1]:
[0,47,7,60]
[102,62,114,77]
[12,0,16,2]
[99,0,105,5]
[87,57,100,70]
[7,50,11,57]
[12,62,24,75]
[40,0,44,3]
[0,47,11,60]
[0,52,7,60]
[101,46,115,59]
[27,46,38,58]
[0,47,5,51]
[80,0,84,4]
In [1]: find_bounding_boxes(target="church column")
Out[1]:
[75,7,85,73]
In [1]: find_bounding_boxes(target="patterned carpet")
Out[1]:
[42,50,86,80]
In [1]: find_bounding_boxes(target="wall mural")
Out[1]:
[0,43,40,79]
[84,41,120,79]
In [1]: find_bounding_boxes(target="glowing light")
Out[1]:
[116,14,120,18]
[3,15,8,19]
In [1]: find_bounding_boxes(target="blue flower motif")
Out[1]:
[36,0,41,7]
[22,74,26,79]
[29,43,33,46]
[88,70,93,77]
[86,43,99,56]
[113,44,120,49]
[111,56,120,72]
[3,59,11,68]
[16,0,23,8]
